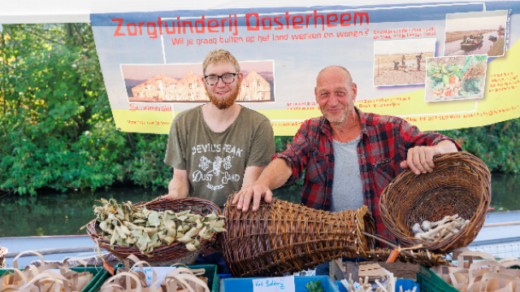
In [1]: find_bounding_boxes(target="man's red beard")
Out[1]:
[205,81,240,110]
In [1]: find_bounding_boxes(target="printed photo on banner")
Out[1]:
[424,55,488,102]
[444,10,509,57]
[121,61,275,103]
[373,38,436,87]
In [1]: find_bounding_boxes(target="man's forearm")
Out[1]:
[435,140,459,154]
[256,158,293,190]
[167,177,189,198]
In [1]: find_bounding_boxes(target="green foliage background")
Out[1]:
[1,24,519,196]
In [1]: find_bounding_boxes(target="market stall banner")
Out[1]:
[90,1,520,135]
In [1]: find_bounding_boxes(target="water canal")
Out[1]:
[1,173,519,237]
[444,31,504,56]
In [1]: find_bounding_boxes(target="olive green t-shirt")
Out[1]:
[164,105,275,207]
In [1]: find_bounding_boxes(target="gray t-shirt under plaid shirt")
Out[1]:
[330,136,364,212]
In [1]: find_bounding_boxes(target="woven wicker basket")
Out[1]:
[86,197,221,265]
[380,151,491,253]
[219,195,376,277]
[0,246,7,268]
[219,195,450,277]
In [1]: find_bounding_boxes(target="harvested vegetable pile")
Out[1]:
[93,198,226,254]
[411,214,468,242]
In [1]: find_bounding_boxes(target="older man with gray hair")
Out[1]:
[233,65,461,243]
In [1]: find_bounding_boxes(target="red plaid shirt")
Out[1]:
[274,108,462,242]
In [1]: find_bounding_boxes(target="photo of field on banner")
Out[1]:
[373,38,436,87]
[121,60,275,103]
[425,55,488,102]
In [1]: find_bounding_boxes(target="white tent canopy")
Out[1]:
[0,0,495,24]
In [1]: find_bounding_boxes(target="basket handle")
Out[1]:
[448,267,469,290]
[163,273,209,292]
[498,258,520,264]
[129,260,157,288]
[468,260,504,279]
[102,272,147,292]
[13,250,43,269]
[123,254,143,270]
[480,272,520,292]
[501,260,520,268]
[457,251,496,268]
[61,257,89,275]
[23,271,71,292]
[60,257,89,291]
[464,274,483,292]
[166,267,205,277]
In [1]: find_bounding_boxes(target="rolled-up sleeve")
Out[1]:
[272,121,314,185]
[399,119,463,152]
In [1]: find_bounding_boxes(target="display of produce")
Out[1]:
[411,214,469,242]
[86,198,222,265]
[380,151,491,253]
[91,198,225,253]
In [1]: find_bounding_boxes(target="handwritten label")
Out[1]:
[373,27,436,40]
[253,276,295,292]
[133,266,177,287]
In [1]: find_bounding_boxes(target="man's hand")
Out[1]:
[400,140,458,175]
[162,193,179,200]
[232,183,273,212]
[231,158,292,212]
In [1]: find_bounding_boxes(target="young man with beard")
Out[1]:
[232,65,461,242]
[163,49,275,208]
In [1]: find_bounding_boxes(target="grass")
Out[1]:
[488,37,505,56]
[374,52,435,64]
[445,30,495,43]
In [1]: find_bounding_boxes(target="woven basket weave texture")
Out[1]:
[219,196,450,277]
[219,195,376,277]
[380,151,491,253]
[86,198,221,265]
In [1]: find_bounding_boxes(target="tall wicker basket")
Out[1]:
[380,151,491,253]
[219,195,376,277]
[87,198,221,265]
[219,195,449,277]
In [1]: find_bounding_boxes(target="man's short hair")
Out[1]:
[202,49,240,75]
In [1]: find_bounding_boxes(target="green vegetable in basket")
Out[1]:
[305,280,324,292]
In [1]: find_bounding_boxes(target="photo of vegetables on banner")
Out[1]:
[425,55,487,102]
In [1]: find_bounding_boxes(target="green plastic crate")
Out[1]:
[93,264,219,292]
[0,266,103,292]
[416,265,458,292]
[417,260,520,292]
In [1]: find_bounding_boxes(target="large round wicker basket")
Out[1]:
[86,198,221,265]
[380,151,491,253]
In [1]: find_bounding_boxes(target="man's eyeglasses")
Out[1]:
[204,73,238,86]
